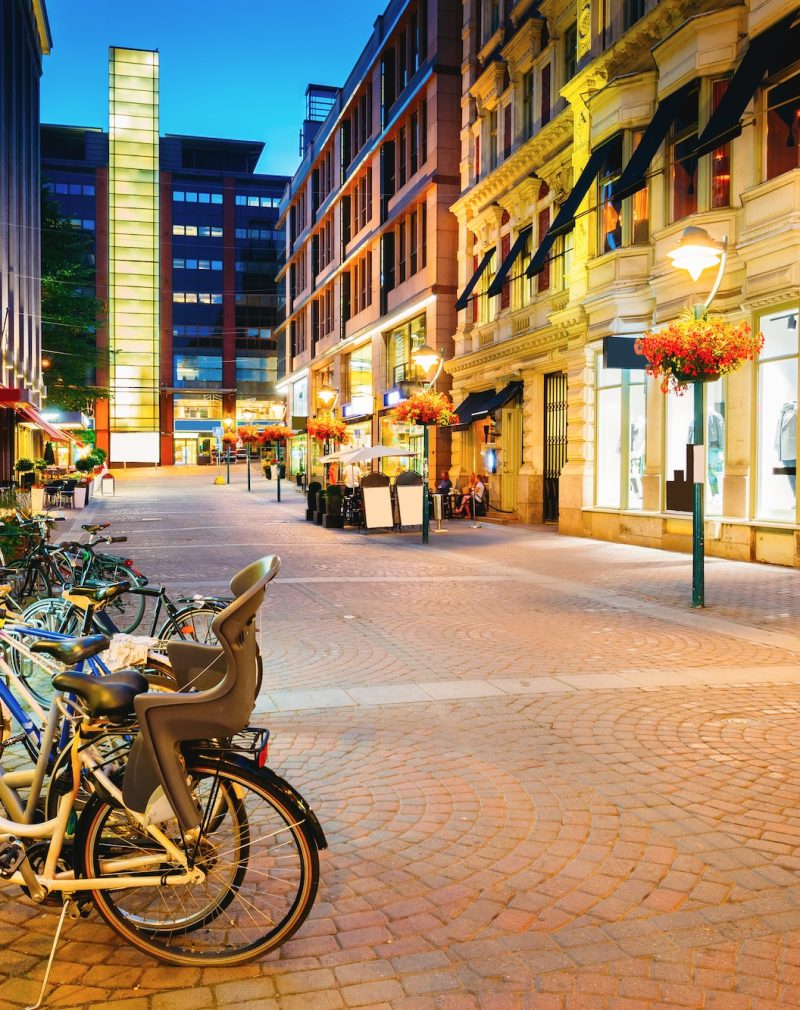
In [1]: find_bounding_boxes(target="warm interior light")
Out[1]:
[241,407,255,424]
[317,383,338,407]
[667,225,725,282]
[222,415,233,431]
[411,343,441,375]
[268,401,287,421]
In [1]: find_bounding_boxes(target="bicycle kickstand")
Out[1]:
[24,898,72,1010]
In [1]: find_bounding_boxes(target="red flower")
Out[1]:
[307,417,350,442]
[635,313,764,394]
[394,390,459,426]
[237,425,261,444]
[259,424,294,443]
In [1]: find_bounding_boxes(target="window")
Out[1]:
[537,207,550,293]
[175,190,223,204]
[235,194,277,207]
[386,315,426,385]
[488,108,499,170]
[597,133,649,254]
[399,126,407,187]
[236,356,277,384]
[541,64,551,127]
[757,308,798,520]
[173,292,222,304]
[399,220,407,282]
[83,184,95,196]
[499,233,511,310]
[624,0,646,30]
[766,70,800,181]
[666,376,725,515]
[410,110,419,176]
[488,0,500,36]
[564,22,577,82]
[347,343,373,402]
[174,355,222,385]
[595,355,647,510]
[669,83,699,221]
[710,79,731,207]
[503,103,512,159]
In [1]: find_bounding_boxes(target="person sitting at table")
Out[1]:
[436,471,451,494]
[342,460,363,490]
[454,472,484,518]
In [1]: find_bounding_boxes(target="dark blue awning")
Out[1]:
[455,247,496,310]
[452,389,496,429]
[694,8,800,158]
[483,380,524,414]
[611,80,698,201]
[527,138,615,277]
[486,226,532,298]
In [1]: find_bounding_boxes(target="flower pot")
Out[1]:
[673,369,720,384]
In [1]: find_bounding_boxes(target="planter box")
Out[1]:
[73,487,87,509]
[30,487,45,514]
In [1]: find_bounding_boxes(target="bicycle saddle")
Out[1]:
[52,668,148,721]
[81,523,110,533]
[123,555,279,830]
[64,581,130,604]
[30,633,110,664]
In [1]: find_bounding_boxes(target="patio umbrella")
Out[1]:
[322,448,361,463]
[345,444,417,464]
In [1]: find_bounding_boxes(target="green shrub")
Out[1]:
[74,456,95,474]
[14,458,34,473]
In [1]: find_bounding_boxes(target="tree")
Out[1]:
[40,186,108,410]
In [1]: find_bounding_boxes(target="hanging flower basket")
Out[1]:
[221,431,239,447]
[394,390,459,427]
[634,312,764,395]
[259,424,294,443]
[307,417,350,443]
[237,425,261,445]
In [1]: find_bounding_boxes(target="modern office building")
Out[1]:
[0,0,58,478]
[277,0,461,481]
[451,0,800,567]
[42,47,288,466]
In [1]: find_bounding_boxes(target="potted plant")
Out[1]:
[306,417,350,443]
[394,390,459,426]
[72,456,94,507]
[634,313,764,394]
[14,458,35,489]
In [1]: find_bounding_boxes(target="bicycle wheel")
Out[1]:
[13,563,51,607]
[158,605,223,645]
[76,757,320,965]
[8,597,78,707]
[92,563,146,634]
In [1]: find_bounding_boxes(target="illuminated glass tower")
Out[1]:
[108,47,160,462]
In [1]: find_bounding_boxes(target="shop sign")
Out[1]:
[343,396,373,418]
[383,388,407,408]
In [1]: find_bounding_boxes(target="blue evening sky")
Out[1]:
[41,0,383,178]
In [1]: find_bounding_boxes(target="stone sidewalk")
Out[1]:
[1,467,800,1009]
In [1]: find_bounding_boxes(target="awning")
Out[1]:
[483,380,523,414]
[452,389,497,429]
[455,247,496,310]
[527,138,616,277]
[611,80,698,201]
[694,8,800,158]
[487,226,532,298]
[16,404,71,442]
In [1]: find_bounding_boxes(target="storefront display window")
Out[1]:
[347,344,372,401]
[289,434,307,477]
[379,415,423,477]
[386,315,426,386]
[345,421,371,451]
[292,378,308,418]
[757,308,798,520]
[594,355,645,509]
[174,395,221,421]
[666,377,725,515]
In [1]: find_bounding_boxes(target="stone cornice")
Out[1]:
[470,60,507,113]
[452,105,573,217]
[501,18,543,76]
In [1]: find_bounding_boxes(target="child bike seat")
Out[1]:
[122,555,279,830]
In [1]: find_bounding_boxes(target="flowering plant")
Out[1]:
[259,424,294,443]
[221,431,238,446]
[394,390,459,426]
[237,425,261,444]
[307,417,350,442]
[635,313,764,394]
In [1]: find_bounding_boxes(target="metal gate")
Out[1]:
[543,371,568,522]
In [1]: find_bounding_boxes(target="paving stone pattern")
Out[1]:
[1,467,800,1008]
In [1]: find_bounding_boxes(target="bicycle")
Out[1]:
[0,556,325,1008]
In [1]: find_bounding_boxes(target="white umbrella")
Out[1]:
[345,444,417,464]
[322,448,361,463]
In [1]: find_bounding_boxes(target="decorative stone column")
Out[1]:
[518,368,543,523]
[558,339,595,536]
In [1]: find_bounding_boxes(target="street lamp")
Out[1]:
[410,343,445,544]
[242,406,255,492]
[317,382,339,486]
[222,414,234,485]
[269,401,287,502]
[669,225,728,608]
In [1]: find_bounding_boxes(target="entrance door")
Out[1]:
[543,372,567,522]
[174,439,197,466]
[500,406,522,511]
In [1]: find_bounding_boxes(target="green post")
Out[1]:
[692,377,705,608]
[421,423,430,544]
[246,444,251,492]
[226,445,231,485]
[276,441,282,503]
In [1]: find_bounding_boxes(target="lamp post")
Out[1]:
[269,402,287,502]
[410,343,445,544]
[241,407,255,492]
[667,226,729,609]
[222,414,234,485]
[316,382,339,487]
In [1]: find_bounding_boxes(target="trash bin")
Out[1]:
[433,492,445,524]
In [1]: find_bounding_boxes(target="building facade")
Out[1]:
[42,48,288,466]
[452,0,800,566]
[0,0,54,478]
[277,0,461,482]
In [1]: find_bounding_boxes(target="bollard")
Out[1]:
[432,492,446,534]
[469,489,480,529]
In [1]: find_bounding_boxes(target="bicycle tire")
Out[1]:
[158,604,224,646]
[91,562,146,634]
[75,756,320,965]
[14,563,52,607]
[8,597,79,707]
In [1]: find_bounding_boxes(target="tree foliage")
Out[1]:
[40,187,108,410]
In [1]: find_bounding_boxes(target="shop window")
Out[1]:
[386,315,426,386]
[598,133,649,255]
[666,377,726,516]
[595,355,646,510]
[766,71,800,181]
[347,343,373,402]
[669,84,699,221]
[757,308,798,520]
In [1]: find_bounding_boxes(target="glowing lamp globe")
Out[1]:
[411,343,441,376]
[317,383,338,407]
[667,226,725,282]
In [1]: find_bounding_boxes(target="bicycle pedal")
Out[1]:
[0,840,25,878]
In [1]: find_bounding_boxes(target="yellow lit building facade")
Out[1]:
[452,0,800,567]
[108,47,160,463]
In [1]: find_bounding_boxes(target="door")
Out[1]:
[174,439,197,466]
[500,406,522,511]
[543,372,568,522]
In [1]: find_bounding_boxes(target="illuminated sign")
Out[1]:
[383,389,405,408]
[343,396,373,418]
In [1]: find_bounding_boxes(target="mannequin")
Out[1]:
[688,409,725,497]
[775,400,797,493]
[629,415,645,497]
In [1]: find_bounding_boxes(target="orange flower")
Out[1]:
[259,424,294,443]
[394,390,459,426]
[307,417,350,442]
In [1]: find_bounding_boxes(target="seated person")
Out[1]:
[436,471,452,494]
[453,472,484,518]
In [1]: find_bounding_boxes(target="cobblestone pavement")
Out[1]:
[2,467,800,1009]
